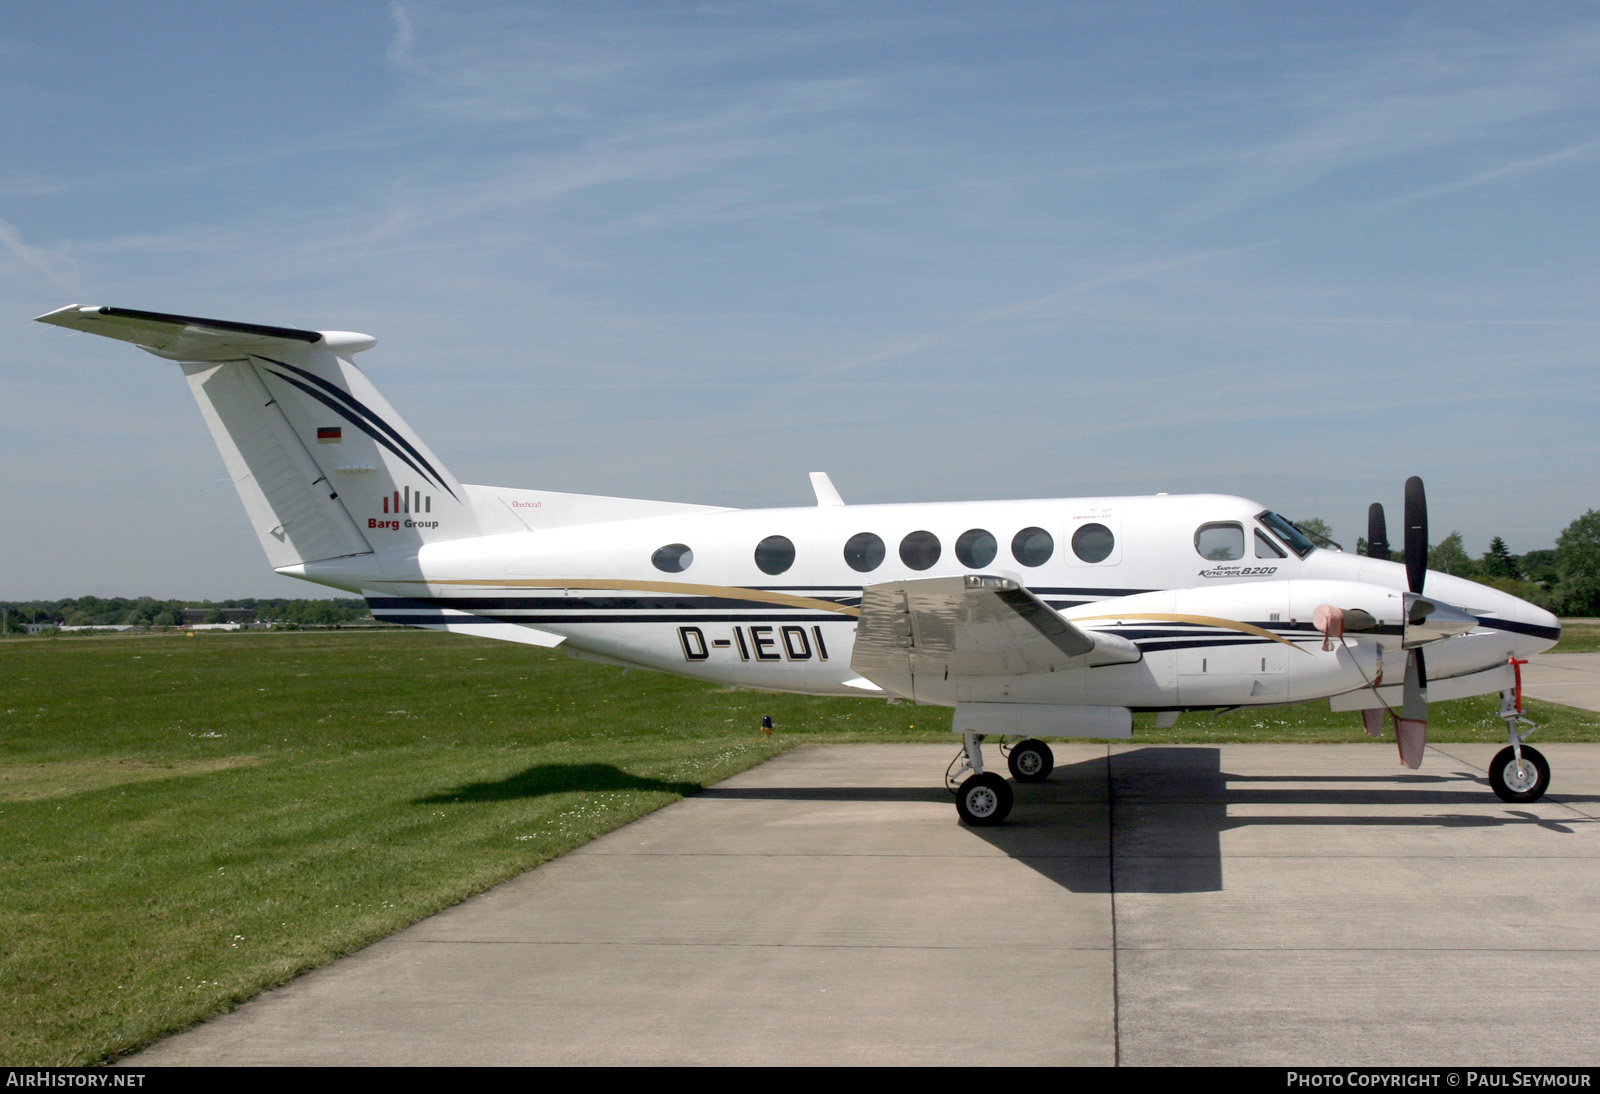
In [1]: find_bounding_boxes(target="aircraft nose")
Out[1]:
[1424,571,1561,655]
[1490,588,1562,656]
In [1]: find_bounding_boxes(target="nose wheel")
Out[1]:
[1489,744,1549,803]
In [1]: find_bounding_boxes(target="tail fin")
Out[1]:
[35,305,481,569]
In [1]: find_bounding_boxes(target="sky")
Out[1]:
[3,1,1598,599]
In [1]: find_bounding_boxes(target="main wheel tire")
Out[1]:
[1007,739,1054,783]
[1489,745,1550,804]
[956,772,1013,826]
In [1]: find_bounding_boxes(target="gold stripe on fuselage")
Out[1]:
[1071,611,1310,652]
[403,578,863,617]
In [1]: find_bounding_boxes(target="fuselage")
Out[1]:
[300,490,1560,710]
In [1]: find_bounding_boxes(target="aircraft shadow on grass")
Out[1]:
[694,747,1597,893]
[417,763,701,803]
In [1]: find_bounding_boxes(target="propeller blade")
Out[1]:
[1367,502,1389,560]
[1361,708,1387,737]
[1396,647,1428,769]
[1405,647,1428,716]
[1404,476,1427,594]
[1394,716,1427,769]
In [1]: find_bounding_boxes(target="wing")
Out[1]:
[850,575,1140,704]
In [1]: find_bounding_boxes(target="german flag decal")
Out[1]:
[317,426,342,443]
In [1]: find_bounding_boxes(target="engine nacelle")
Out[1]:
[1069,581,1395,706]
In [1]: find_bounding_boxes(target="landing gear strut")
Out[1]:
[947,733,1013,826]
[1489,671,1549,804]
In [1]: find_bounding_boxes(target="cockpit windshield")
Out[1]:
[1256,511,1316,559]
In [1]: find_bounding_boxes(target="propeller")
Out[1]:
[1404,476,1427,601]
[1357,477,1436,768]
[1366,502,1389,561]
[1330,477,1480,766]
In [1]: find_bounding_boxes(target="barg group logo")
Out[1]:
[370,486,439,530]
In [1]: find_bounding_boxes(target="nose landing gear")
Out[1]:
[1489,662,1548,804]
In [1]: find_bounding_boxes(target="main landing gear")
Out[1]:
[1004,737,1055,782]
[946,734,1056,825]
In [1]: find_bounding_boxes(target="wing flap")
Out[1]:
[851,575,1140,702]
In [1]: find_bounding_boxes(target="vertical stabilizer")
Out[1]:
[34,305,482,570]
[183,357,372,568]
[242,347,480,556]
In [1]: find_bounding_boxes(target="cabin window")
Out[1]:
[1012,526,1054,567]
[1195,522,1245,561]
[1255,530,1286,559]
[651,543,694,573]
[1072,523,1115,564]
[899,530,942,571]
[754,535,796,576]
[844,532,886,573]
[955,528,998,568]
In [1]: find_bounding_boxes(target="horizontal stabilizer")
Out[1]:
[34,305,375,360]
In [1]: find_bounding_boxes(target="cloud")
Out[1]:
[1379,139,1600,209]
[387,2,419,74]
[0,214,78,294]
[1179,22,1600,221]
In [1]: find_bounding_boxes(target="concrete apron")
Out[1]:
[129,742,1600,1067]
[1523,652,1600,714]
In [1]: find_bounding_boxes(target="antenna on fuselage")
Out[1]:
[809,472,845,507]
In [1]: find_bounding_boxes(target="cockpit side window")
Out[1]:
[1195,522,1245,561]
[1255,530,1286,559]
[1256,511,1316,559]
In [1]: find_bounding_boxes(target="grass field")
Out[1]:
[2,627,1596,1065]
[1552,620,1600,652]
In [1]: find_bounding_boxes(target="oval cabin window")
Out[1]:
[1011,527,1054,567]
[651,543,694,573]
[899,530,942,571]
[1072,523,1115,564]
[955,528,998,568]
[844,532,886,573]
[754,535,796,576]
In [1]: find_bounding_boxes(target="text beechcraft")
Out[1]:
[37,305,1563,824]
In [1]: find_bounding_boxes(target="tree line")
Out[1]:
[1295,509,1600,617]
[0,597,371,632]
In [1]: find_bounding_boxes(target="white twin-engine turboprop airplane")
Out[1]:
[38,305,1563,823]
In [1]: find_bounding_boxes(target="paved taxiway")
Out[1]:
[132,731,1600,1065]
[1521,651,1600,712]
